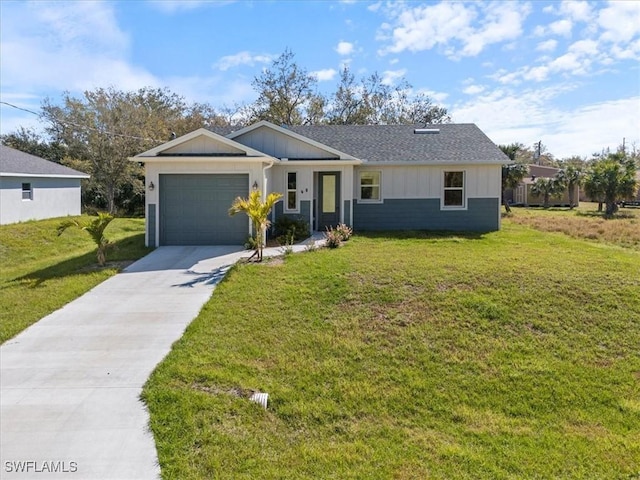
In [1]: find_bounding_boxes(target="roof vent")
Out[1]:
[414,128,440,134]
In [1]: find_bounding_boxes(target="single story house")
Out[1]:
[508,164,579,207]
[132,121,510,247]
[0,145,90,225]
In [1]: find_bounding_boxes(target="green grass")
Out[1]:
[0,215,151,343]
[143,221,640,479]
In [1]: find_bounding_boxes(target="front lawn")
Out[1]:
[143,221,640,479]
[0,216,151,343]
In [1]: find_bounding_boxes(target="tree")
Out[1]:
[325,67,449,125]
[228,190,283,262]
[556,165,584,209]
[248,49,323,126]
[501,162,528,213]
[57,212,115,266]
[41,87,229,214]
[531,176,563,208]
[584,153,637,216]
[0,126,67,163]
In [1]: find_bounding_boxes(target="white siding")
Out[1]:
[235,127,334,159]
[0,177,83,225]
[354,164,501,200]
[163,136,245,155]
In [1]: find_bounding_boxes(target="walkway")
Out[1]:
[0,240,322,479]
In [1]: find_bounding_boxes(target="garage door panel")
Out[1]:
[159,174,249,245]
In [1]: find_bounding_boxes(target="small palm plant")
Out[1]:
[531,177,564,208]
[58,212,115,266]
[229,189,282,262]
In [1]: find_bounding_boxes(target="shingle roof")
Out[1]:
[213,123,509,164]
[0,145,89,177]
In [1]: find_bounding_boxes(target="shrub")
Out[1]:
[273,216,310,243]
[324,227,342,249]
[335,223,353,241]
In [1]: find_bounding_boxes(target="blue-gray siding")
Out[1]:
[274,200,311,227]
[343,200,351,226]
[148,203,156,247]
[353,198,499,232]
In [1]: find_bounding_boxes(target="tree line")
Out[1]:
[1,50,449,214]
[500,143,639,216]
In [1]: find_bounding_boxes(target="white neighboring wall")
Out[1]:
[0,176,83,225]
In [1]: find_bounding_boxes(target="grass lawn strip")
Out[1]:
[0,216,151,343]
[143,223,640,479]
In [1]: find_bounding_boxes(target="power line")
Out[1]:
[0,101,164,143]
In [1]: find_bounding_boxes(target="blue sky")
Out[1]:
[1,0,639,158]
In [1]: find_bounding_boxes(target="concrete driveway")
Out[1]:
[0,246,256,480]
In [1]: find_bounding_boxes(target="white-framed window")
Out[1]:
[22,182,33,201]
[442,171,465,209]
[359,171,381,202]
[285,171,298,212]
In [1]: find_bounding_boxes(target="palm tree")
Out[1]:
[57,212,115,266]
[530,177,563,208]
[229,189,283,262]
[556,166,584,209]
[501,163,528,212]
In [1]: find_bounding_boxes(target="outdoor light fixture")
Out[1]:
[148,181,155,191]
[252,180,258,190]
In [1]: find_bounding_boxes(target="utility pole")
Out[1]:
[533,140,542,165]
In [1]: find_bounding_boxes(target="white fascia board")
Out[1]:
[0,172,90,179]
[226,120,359,161]
[133,156,279,164]
[361,160,511,166]
[132,128,269,159]
[280,159,362,166]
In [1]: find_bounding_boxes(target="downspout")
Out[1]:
[262,159,275,245]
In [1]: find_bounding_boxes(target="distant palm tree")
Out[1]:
[229,190,283,262]
[531,177,563,208]
[57,212,115,266]
[556,166,584,209]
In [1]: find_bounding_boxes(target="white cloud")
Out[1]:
[598,1,640,43]
[381,69,406,85]
[452,87,640,158]
[377,1,529,58]
[536,39,558,52]
[549,19,573,37]
[312,69,338,81]
[213,51,274,71]
[335,41,354,56]
[559,0,592,22]
[0,2,158,93]
[462,85,485,95]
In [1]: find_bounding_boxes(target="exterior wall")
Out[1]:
[234,127,334,159]
[163,136,244,155]
[270,164,354,230]
[352,164,502,231]
[353,198,500,232]
[144,160,265,247]
[0,176,82,225]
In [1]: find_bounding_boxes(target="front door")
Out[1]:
[318,172,340,230]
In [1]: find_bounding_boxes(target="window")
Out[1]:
[286,172,297,211]
[360,171,381,202]
[22,183,32,201]
[443,171,465,208]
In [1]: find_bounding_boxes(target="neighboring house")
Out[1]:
[0,145,89,225]
[508,164,579,207]
[132,121,510,247]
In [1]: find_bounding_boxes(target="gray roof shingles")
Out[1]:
[213,123,510,164]
[0,145,89,177]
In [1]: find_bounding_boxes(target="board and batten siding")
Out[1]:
[234,127,335,159]
[352,164,502,232]
[0,176,83,225]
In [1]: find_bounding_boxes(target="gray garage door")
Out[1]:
[159,174,249,245]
